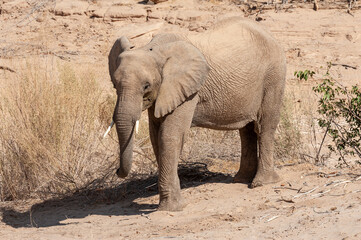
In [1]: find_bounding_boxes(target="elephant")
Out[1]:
[108,17,286,211]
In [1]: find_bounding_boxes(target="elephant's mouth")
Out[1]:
[143,96,154,111]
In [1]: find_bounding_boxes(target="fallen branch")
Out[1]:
[331,63,357,69]
[259,214,270,220]
[311,189,330,198]
[276,163,299,168]
[332,180,351,187]
[293,186,319,199]
[304,172,326,176]
[266,215,279,222]
[323,172,342,178]
[304,171,342,178]
[0,65,16,73]
[354,175,361,181]
[273,186,304,193]
[324,179,344,187]
[277,197,295,203]
[313,207,330,214]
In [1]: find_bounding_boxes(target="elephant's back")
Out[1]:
[189,18,285,128]
[189,17,281,64]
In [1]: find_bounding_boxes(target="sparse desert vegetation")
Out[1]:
[0,60,305,201]
[0,0,360,239]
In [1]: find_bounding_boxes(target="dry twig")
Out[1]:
[331,63,357,70]
[293,186,319,199]
[311,189,331,198]
[304,171,342,178]
[277,197,295,203]
[273,186,304,193]
[266,215,279,222]
[0,65,16,73]
[313,207,331,214]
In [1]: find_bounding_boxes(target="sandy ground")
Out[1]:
[1,0,361,239]
[0,163,360,239]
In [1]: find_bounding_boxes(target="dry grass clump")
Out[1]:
[274,93,303,163]
[0,61,118,201]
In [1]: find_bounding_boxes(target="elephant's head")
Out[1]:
[108,34,210,178]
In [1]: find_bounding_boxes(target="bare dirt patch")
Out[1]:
[0,163,360,239]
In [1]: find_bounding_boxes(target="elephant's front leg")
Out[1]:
[155,96,198,211]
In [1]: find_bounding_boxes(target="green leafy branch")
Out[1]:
[294,69,315,81]
[297,63,361,166]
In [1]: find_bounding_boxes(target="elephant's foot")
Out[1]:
[250,170,281,188]
[233,168,257,184]
[158,197,186,211]
[233,172,255,184]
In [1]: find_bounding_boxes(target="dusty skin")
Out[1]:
[109,18,286,211]
[1,0,361,239]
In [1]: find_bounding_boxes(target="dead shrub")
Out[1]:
[274,93,303,163]
[0,61,118,201]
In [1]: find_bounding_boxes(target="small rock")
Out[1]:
[53,1,89,16]
[36,13,45,22]
[1,0,29,14]
[188,22,199,31]
[346,34,353,42]
[106,6,147,21]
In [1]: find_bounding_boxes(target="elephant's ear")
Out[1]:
[154,41,210,118]
[108,36,134,87]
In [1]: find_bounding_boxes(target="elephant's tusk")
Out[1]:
[135,120,139,134]
[103,120,114,138]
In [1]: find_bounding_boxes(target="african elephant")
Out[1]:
[108,17,286,211]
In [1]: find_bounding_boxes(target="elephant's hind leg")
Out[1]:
[234,122,258,183]
[250,83,283,188]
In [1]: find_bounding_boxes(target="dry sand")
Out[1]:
[1,0,361,239]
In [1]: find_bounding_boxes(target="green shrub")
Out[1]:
[312,63,361,166]
[296,63,361,166]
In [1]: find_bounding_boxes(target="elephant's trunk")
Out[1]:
[113,96,141,178]
[115,119,134,178]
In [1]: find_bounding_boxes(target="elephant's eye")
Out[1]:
[144,82,150,91]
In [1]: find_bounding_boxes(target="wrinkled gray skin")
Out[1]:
[108,18,286,211]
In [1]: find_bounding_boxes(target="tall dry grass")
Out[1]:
[274,93,303,163]
[0,60,119,201]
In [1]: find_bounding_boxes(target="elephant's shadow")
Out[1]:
[0,162,232,228]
